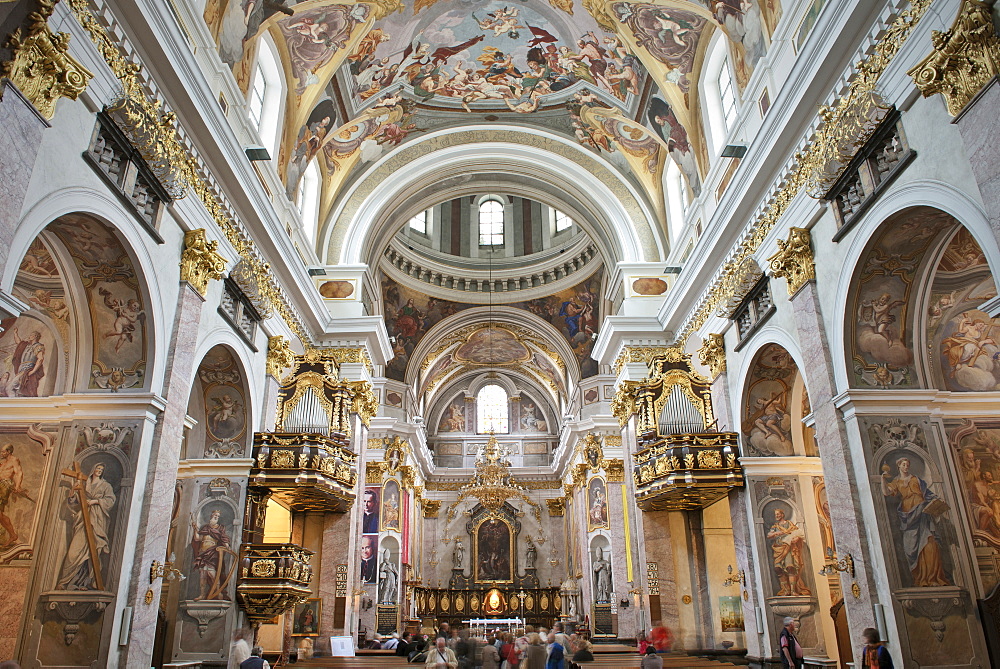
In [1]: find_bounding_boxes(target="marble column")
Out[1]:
[952,78,1000,252]
[684,511,715,651]
[116,282,206,668]
[0,80,48,318]
[788,281,878,660]
[728,488,765,660]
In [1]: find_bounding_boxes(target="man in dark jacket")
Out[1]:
[396,632,412,657]
[240,646,269,669]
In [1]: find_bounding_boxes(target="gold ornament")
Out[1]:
[266,336,296,380]
[715,258,764,318]
[604,459,626,482]
[697,334,727,380]
[179,229,227,296]
[365,462,385,485]
[422,499,441,518]
[610,380,640,427]
[909,0,1000,116]
[327,347,374,375]
[2,0,92,120]
[348,380,378,427]
[613,346,677,376]
[545,497,566,516]
[768,227,816,296]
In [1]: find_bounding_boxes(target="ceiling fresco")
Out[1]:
[203,0,780,249]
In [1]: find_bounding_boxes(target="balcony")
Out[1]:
[633,432,743,510]
[236,543,313,624]
[251,432,357,512]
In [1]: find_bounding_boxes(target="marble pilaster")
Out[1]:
[0,80,48,313]
[728,488,765,659]
[605,475,635,637]
[788,281,878,662]
[952,78,1000,250]
[116,282,206,668]
[261,373,280,432]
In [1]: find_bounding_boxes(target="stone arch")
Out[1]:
[739,341,810,458]
[830,181,998,391]
[7,188,168,390]
[323,127,666,267]
[184,344,253,459]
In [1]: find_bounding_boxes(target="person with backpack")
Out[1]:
[861,628,894,668]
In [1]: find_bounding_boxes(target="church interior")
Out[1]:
[2,0,1000,667]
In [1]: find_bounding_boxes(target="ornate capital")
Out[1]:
[348,380,378,427]
[611,380,640,427]
[365,461,385,485]
[2,1,92,120]
[697,334,727,380]
[266,336,295,380]
[422,499,441,518]
[604,459,626,483]
[768,227,815,296]
[909,0,1000,116]
[545,497,566,516]
[326,346,374,375]
[613,346,674,376]
[180,229,227,296]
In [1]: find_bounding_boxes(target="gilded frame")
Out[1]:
[472,516,514,584]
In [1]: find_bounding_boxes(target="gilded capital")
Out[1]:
[348,380,379,427]
[266,336,296,379]
[613,345,673,376]
[422,499,442,518]
[698,334,727,380]
[326,346,374,375]
[545,497,566,517]
[768,227,815,296]
[909,0,1000,116]
[180,229,227,296]
[604,459,626,483]
[365,461,385,485]
[2,0,92,120]
[610,380,640,427]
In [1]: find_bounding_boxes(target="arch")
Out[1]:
[324,126,665,266]
[737,338,807,457]
[830,181,998,392]
[184,342,257,459]
[8,187,168,390]
[476,383,509,434]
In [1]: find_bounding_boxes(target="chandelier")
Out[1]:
[456,433,528,515]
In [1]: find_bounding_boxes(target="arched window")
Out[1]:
[554,209,573,233]
[479,199,504,247]
[248,35,284,158]
[408,210,427,234]
[702,34,738,155]
[477,384,509,433]
[664,159,687,243]
[297,158,321,241]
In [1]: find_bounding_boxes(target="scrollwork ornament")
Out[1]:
[697,334,727,380]
[266,336,296,380]
[908,0,1000,116]
[180,229,227,296]
[2,0,93,120]
[611,380,640,427]
[767,228,816,296]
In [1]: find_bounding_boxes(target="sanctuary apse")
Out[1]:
[2,0,1000,668]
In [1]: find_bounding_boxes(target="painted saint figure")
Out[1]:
[766,508,811,596]
[57,463,116,590]
[881,457,951,587]
[9,328,45,397]
[191,508,232,600]
[0,443,27,548]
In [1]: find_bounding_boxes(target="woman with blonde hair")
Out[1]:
[522,633,547,669]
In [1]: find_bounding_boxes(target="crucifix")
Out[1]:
[60,461,105,591]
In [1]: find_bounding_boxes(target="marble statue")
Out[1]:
[378,548,398,604]
[593,548,612,603]
[454,537,464,569]
[525,537,536,569]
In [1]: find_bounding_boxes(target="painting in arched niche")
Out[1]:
[41,214,149,391]
[924,228,1000,391]
[742,343,798,456]
[848,207,955,388]
[475,517,512,583]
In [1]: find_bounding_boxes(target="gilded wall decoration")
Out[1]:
[179,229,227,297]
[909,0,1000,116]
[767,227,815,296]
[697,333,727,380]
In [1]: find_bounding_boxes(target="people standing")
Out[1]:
[523,633,547,669]
[779,617,804,669]
[861,628,894,668]
[481,637,501,669]
[545,632,564,669]
[239,646,270,669]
